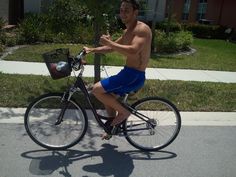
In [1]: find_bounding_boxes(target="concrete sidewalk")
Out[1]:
[1,60,236,83]
[0,60,235,126]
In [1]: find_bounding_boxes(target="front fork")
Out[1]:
[54,87,77,125]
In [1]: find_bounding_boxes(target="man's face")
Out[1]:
[119,2,138,24]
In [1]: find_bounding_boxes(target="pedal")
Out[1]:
[111,126,120,135]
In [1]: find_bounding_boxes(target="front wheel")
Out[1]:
[24,93,88,150]
[124,97,181,151]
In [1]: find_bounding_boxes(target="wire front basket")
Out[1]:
[43,48,72,80]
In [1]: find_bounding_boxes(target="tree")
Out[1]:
[151,0,159,52]
[166,0,173,36]
[45,0,87,34]
[79,0,119,82]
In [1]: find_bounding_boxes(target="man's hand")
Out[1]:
[83,37,114,54]
[99,35,112,46]
[83,46,93,54]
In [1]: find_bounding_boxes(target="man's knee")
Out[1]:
[92,82,105,95]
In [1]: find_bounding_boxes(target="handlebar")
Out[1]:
[75,49,87,60]
[71,49,87,71]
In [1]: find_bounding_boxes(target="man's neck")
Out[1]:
[126,19,138,31]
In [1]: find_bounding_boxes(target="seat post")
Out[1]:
[122,94,129,103]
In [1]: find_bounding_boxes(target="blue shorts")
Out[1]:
[101,66,145,96]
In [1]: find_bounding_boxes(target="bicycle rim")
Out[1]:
[24,93,88,150]
[124,97,181,151]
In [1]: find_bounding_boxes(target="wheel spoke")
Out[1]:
[124,97,181,151]
[24,94,87,150]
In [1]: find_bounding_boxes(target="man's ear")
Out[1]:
[134,9,138,16]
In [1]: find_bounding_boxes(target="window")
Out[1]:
[197,0,207,20]
[182,0,191,20]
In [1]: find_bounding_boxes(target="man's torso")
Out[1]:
[121,21,152,71]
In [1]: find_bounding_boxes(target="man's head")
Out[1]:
[121,0,140,10]
[120,0,139,24]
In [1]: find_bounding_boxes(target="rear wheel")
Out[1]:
[24,93,88,150]
[124,97,181,151]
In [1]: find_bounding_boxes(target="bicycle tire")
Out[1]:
[124,97,181,151]
[24,93,88,150]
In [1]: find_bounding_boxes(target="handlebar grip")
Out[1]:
[82,49,86,55]
[76,49,87,60]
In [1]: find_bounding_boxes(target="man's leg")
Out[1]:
[105,105,117,117]
[92,82,130,126]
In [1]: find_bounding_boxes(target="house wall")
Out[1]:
[24,0,41,13]
[0,0,9,22]
[218,0,236,29]
[170,0,199,22]
[205,0,222,24]
[205,0,236,28]
[146,0,167,22]
[169,0,184,21]
[170,0,236,29]
[188,0,198,22]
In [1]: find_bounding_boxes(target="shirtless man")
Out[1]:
[84,0,152,133]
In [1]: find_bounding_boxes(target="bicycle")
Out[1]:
[24,48,181,151]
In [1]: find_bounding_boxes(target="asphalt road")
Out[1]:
[0,122,236,177]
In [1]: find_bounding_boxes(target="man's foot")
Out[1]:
[101,132,112,140]
[111,113,130,126]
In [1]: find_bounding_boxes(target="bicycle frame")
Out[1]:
[51,50,155,134]
[24,49,181,151]
[60,74,154,134]
[74,76,110,131]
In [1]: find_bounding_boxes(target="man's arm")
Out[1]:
[100,28,150,57]
[85,45,113,54]
[84,36,123,54]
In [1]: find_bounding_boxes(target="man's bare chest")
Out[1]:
[122,32,135,45]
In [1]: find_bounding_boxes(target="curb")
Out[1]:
[0,107,235,126]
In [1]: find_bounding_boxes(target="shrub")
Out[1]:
[0,17,6,29]
[156,18,182,32]
[0,17,6,46]
[0,31,6,45]
[17,1,94,44]
[154,30,193,53]
[111,29,123,41]
[39,29,55,43]
[182,23,227,39]
[52,32,71,43]
[0,43,4,53]
[18,13,43,43]
[5,36,17,47]
[48,0,87,34]
[175,30,193,49]
[72,25,94,44]
[16,0,123,45]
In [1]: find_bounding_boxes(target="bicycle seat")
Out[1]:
[122,88,141,96]
[118,89,141,102]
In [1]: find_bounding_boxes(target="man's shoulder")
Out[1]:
[138,21,150,27]
[135,21,152,36]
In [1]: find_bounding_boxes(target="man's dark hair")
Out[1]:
[121,0,140,10]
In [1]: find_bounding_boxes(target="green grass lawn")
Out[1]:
[3,43,126,66]
[1,38,236,111]
[1,73,235,112]
[4,38,236,71]
[149,39,236,71]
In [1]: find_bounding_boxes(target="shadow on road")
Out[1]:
[21,144,177,177]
